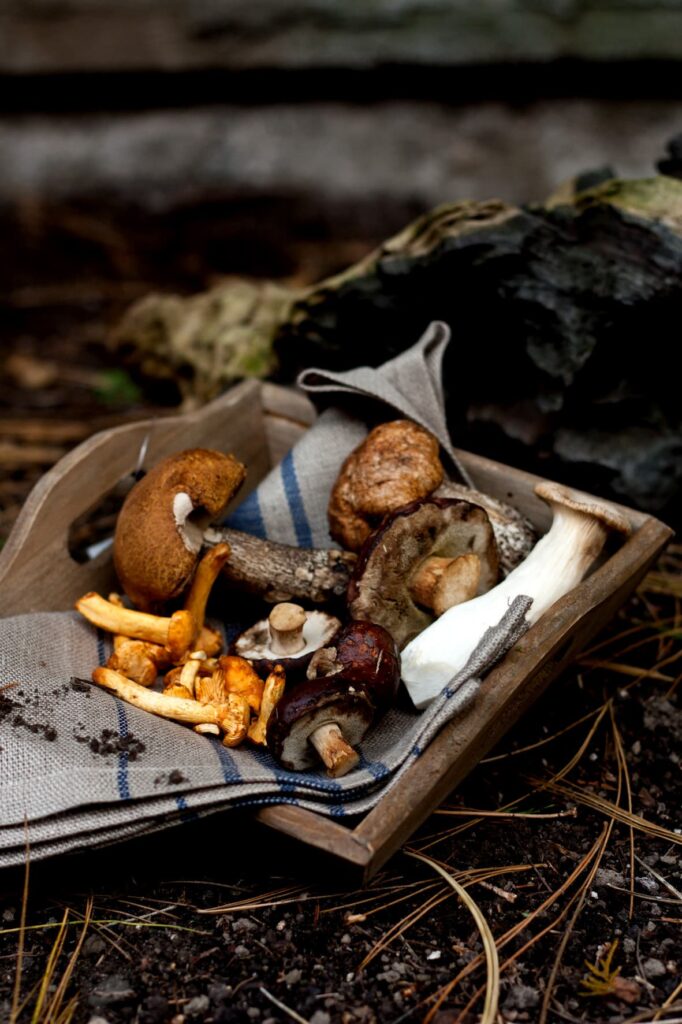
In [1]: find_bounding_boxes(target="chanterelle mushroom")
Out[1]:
[232,602,341,678]
[401,482,632,709]
[347,497,498,649]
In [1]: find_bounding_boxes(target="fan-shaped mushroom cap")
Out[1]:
[347,497,498,649]
[114,448,246,608]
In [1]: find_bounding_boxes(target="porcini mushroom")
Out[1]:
[401,482,632,709]
[114,447,356,607]
[232,602,341,678]
[114,449,246,609]
[306,621,401,710]
[268,621,400,776]
[266,680,374,776]
[326,418,536,574]
[347,498,498,649]
[328,419,444,552]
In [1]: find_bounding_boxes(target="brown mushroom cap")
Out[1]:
[328,419,444,552]
[266,678,375,772]
[306,621,400,711]
[114,448,246,608]
[347,497,499,650]
[232,609,341,679]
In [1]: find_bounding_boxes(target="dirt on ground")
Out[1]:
[0,205,680,1024]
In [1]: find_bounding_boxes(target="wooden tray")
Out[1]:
[0,379,673,881]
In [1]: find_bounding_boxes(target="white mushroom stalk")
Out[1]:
[401,483,631,709]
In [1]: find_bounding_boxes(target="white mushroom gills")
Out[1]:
[401,483,631,709]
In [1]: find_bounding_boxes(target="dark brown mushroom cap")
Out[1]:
[347,497,498,650]
[307,621,400,711]
[266,679,375,771]
[231,610,341,679]
[114,448,246,609]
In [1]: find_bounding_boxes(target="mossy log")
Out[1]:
[113,175,682,514]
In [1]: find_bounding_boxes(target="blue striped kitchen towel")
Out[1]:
[0,322,531,866]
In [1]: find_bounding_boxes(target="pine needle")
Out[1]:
[407,850,499,1024]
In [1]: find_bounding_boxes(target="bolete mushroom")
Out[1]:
[328,419,443,552]
[306,621,401,711]
[267,621,400,776]
[326,419,536,575]
[347,497,498,649]
[266,680,374,777]
[114,449,246,609]
[114,448,357,608]
[232,602,341,678]
[401,482,632,709]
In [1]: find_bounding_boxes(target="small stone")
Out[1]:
[88,976,136,1008]
[246,1009,261,1020]
[2,908,15,923]
[185,995,210,1017]
[233,917,258,934]
[284,969,301,985]
[643,958,666,979]
[87,1018,110,1024]
[83,934,107,957]
[340,933,352,945]
[377,970,401,983]
[504,984,540,1010]
[208,984,231,1005]
[623,937,636,954]
[310,1013,331,1024]
[234,944,250,958]
[138,995,169,1024]
[595,868,625,888]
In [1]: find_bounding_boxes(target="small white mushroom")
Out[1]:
[233,604,340,678]
[401,483,631,709]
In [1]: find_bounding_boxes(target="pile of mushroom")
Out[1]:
[74,417,631,778]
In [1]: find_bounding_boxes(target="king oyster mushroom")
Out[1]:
[347,497,499,649]
[401,482,632,709]
[232,602,341,678]
[113,448,357,609]
[267,621,400,776]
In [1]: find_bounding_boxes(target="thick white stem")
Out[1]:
[401,504,610,709]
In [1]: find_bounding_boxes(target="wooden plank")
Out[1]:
[352,516,672,881]
[0,379,269,616]
[255,805,371,869]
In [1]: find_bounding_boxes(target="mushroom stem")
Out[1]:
[183,542,231,643]
[76,592,194,660]
[93,667,221,725]
[204,528,356,604]
[401,484,631,709]
[309,722,360,778]
[409,554,481,614]
[268,603,307,655]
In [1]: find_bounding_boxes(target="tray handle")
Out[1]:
[0,380,268,616]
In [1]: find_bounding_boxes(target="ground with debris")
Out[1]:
[0,217,680,1023]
